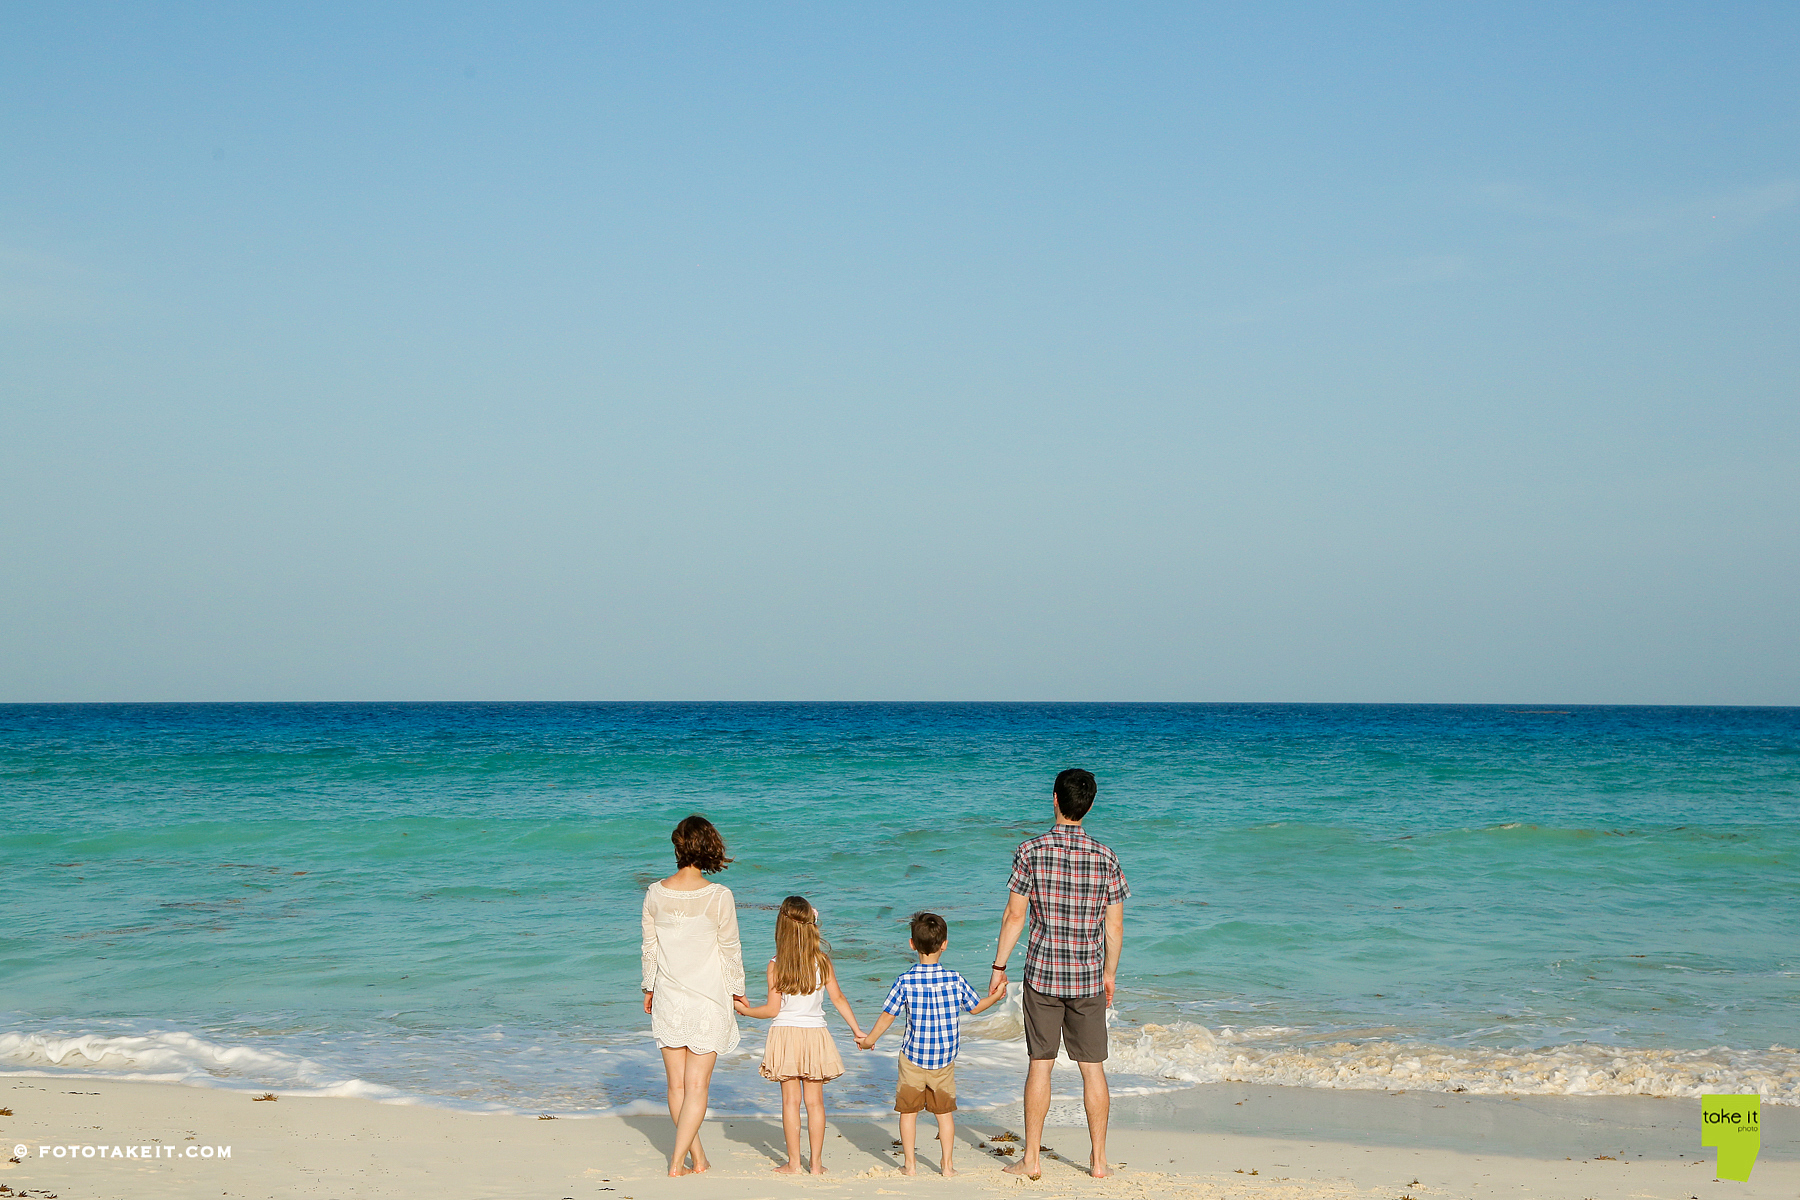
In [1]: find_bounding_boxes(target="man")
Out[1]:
[989,768,1128,1179]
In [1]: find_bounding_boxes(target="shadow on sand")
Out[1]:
[713,1117,901,1172]
[619,1114,901,1174]
[620,1114,675,1163]
[620,1111,1017,1176]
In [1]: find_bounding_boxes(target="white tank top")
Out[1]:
[768,961,827,1029]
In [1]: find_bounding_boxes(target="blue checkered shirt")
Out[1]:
[880,963,981,1071]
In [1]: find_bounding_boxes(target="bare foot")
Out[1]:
[1002,1160,1042,1180]
[691,1154,710,1174]
[810,1163,829,1175]
[1090,1160,1113,1178]
[941,1164,959,1177]
[667,1164,692,1177]
[772,1162,800,1174]
[900,1163,917,1176]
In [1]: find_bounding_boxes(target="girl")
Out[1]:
[735,895,865,1175]
[642,814,746,1177]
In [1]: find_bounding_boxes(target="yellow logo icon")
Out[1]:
[1701,1094,1760,1182]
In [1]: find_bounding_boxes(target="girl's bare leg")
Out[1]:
[774,1079,803,1173]
[667,1048,717,1176]
[804,1080,827,1173]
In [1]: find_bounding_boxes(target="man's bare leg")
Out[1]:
[1077,1060,1111,1177]
[1002,1059,1052,1178]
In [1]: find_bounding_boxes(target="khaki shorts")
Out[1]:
[894,1054,957,1114]
[1022,983,1108,1062]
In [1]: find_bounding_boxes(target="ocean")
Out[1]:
[2,702,1795,1116]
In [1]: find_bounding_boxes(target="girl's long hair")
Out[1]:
[773,894,832,996]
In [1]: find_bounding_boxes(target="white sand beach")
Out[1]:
[4,1077,1793,1200]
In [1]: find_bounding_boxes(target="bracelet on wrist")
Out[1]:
[991,964,1007,972]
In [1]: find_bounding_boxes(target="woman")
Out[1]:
[641,814,745,1177]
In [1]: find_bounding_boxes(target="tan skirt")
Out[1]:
[759,1025,844,1082]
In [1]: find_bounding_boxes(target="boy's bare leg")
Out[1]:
[804,1080,828,1174]
[774,1079,803,1173]
[1077,1060,1111,1177]
[898,1110,919,1175]
[936,1110,957,1176]
[1002,1059,1052,1177]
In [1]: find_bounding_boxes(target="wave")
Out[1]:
[5,1016,1794,1114]
[0,1025,808,1117]
[1104,1022,1800,1104]
[0,1030,409,1103]
[961,983,1800,1105]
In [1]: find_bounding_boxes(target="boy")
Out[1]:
[857,911,1004,1176]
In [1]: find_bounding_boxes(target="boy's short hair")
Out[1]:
[909,911,948,955]
[1054,768,1097,821]
[671,814,731,874]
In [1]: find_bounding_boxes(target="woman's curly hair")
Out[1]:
[671,814,731,874]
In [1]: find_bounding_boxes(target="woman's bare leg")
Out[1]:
[664,1047,716,1175]
[661,1048,705,1172]
[804,1080,827,1173]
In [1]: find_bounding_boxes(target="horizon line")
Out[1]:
[2,698,1795,710]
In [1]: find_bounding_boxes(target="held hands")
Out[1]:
[988,967,1008,997]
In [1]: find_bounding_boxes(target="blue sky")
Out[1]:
[3,2,1796,702]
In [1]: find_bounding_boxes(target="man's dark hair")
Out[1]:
[671,814,732,874]
[1053,768,1097,821]
[909,911,948,955]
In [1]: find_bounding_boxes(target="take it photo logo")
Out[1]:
[1701,1094,1760,1182]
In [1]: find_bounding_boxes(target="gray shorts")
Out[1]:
[1022,983,1108,1062]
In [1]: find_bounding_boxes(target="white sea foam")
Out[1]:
[0,1030,409,1103]
[5,1016,1793,1115]
[1103,1022,1800,1104]
[961,983,1799,1104]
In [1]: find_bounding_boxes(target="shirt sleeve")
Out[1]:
[1106,854,1130,904]
[955,974,981,1013]
[640,891,659,992]
[1007,842,1032,896]
[714,887,746,998]
[881,977,907,1016]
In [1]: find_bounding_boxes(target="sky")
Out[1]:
[2,2,1796,704]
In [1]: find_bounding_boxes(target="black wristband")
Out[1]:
[991,963,1007,971]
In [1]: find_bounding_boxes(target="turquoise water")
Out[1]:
[2,703,1796,1114]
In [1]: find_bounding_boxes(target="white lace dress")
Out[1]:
[641,881,745,1055]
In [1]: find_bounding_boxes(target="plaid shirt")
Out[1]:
[1008,824,1129,998]
[880,963,981,1070]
